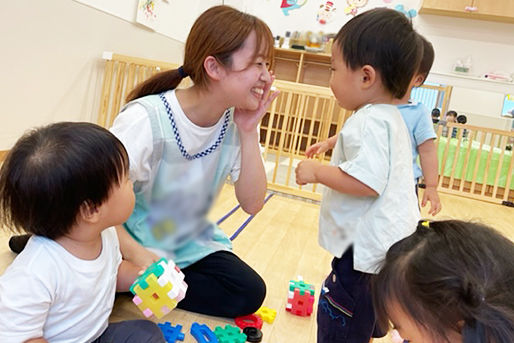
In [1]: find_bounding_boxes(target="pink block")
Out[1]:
[132,295,142,305]
[142,309,153,318]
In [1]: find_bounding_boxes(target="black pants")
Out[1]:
[317,247,385,343]
[176,250,266,318]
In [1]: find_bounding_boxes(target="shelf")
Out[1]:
[428,72,514,94]
[274,48,331,87]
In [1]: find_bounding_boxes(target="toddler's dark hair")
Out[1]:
[373,220,514,343]
[457,114,468,124]
[446,110,458,118]
[334,8,423,99]
[418,35,434,84]
[0,122,129,239]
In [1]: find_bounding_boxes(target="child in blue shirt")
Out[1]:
[394,35,441,215]
[296,8,422,343]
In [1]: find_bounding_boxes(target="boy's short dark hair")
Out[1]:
[457,114,467,124]
[0,122,129,240]
[431,108,440,117]
[334,8,422,99]
[418,35,435,84]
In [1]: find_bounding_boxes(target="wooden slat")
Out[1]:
[305,97,320,150]
[262,99,278,161]
[109,62,127,128]
[438,132,453,189]
[448,127,464,189]
[503,149,514,202]
[125,64,136,96]
[492,135,507,199]
[285,94,306,186]
[481,133,497,197]
[469,132,486,195]
[458,130,476,193]
[272,91,293,183]
[97,59,114,127]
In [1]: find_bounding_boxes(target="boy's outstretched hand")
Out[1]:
[305,141,330,158]
[421,186,442,216]
[295,159,321,185]
[305,135,337,158]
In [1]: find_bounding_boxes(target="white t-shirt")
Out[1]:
[319,104,420,273]
[112,90,241,187]
[0,227,121,343]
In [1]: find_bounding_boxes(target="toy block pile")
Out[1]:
[130,257,188,319]
[286,277,315,316]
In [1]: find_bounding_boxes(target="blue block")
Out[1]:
[158,322,185,342]
[190,322,218,343]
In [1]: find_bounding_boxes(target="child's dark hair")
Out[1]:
[418,34,434,84]
[0,122,129,240]
[126,5,274,102]
[334,8,422,99]
[373,220,514,343]
[457,114,468,124]
[446,110,458,118]
[432,108,440,117]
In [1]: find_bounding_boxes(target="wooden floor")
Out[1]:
[0,185,512,342]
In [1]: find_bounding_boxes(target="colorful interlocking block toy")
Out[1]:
[214,325,247,343]
[234,313,263,330]
[255,306,277,324]
[158,322,185,342]
[190,322,218,343]
[130,258,188,319]
[286,276,315,316]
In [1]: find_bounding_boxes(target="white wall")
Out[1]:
[224,0,514,78]
[417,14,514,78]
[0,0,184,149]
[2,0,514,149]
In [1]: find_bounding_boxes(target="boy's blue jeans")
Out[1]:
[317,246,385,343]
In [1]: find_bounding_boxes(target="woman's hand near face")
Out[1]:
[234,73,279,134]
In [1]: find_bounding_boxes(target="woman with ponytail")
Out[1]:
[110,5,278,317]
[372,220,514,342]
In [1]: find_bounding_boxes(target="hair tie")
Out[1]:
[177,66,188,78]
[420,220,430,229]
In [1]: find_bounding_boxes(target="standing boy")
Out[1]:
[295,8,421,342]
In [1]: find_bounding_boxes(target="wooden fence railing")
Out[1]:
[97,53,512,205]
[260,80,351,201]
[435,122,514,204]
[97,52,182,128]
